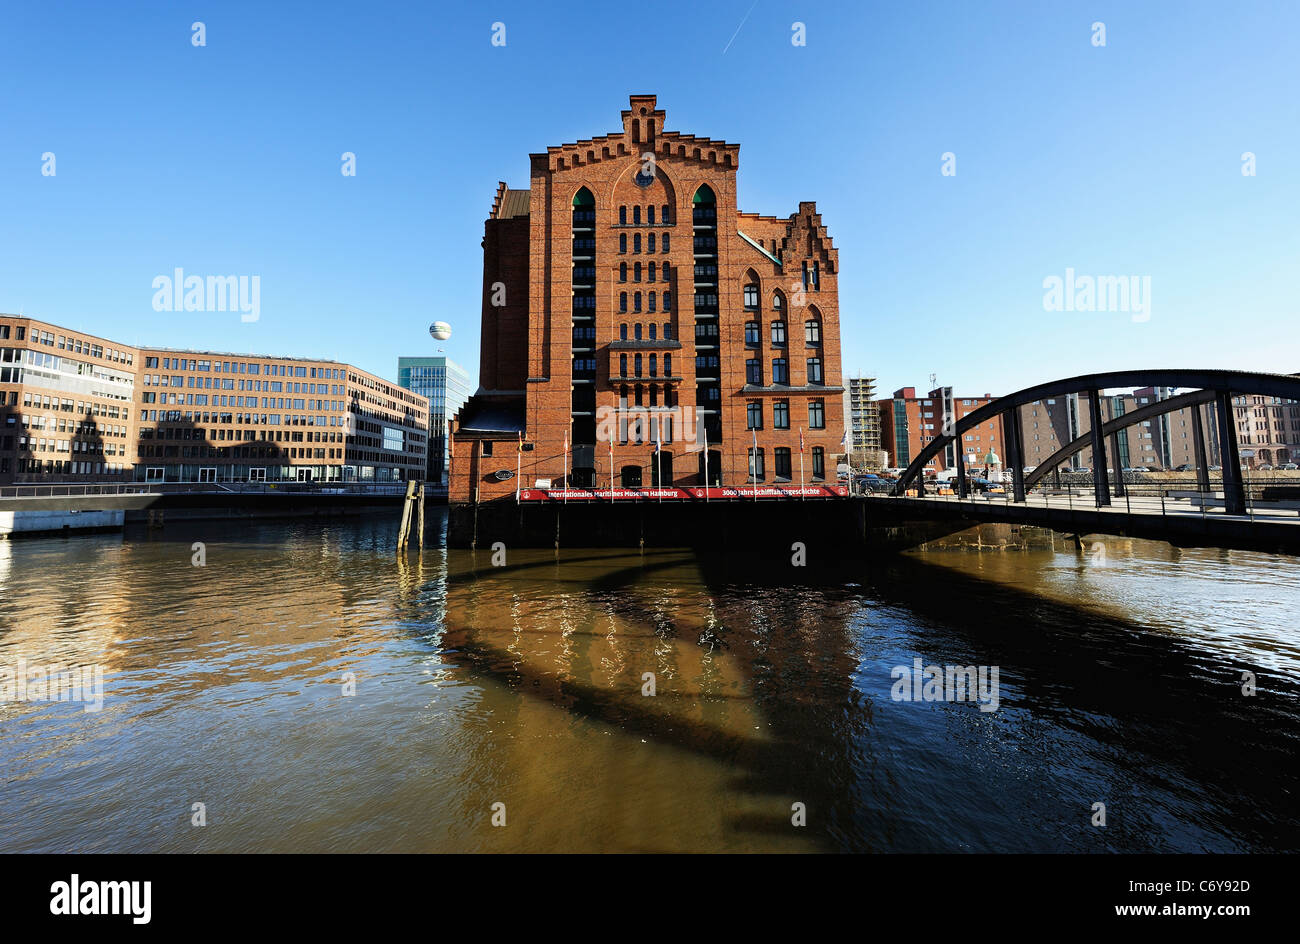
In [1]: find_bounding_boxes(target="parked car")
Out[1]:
[1208,465,1222,472]
[1279,463,1299,470]
[1174,464,1194,472]
[1258,464,1274,471]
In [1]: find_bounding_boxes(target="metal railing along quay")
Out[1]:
[0,481,415,500]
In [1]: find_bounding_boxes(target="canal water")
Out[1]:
[1,510,1297,853]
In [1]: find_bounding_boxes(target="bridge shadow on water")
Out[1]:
[414,531,1300,853]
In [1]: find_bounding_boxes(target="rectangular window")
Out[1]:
[774,448,792,480]
[747,401,763,429]
[745,322,760,346]
[806,358,823,384]
[746,359,762,385]
[812,446,825,479]
[809,399,825,429]
[773,401,790,429]
[772,359,789,385]
[748,447,765,481]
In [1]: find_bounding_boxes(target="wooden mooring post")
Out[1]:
[397,479,420,550]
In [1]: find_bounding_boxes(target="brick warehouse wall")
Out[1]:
[452,94,846,502]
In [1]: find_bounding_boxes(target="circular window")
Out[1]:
[634,168,654,188]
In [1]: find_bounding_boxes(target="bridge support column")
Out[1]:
[1215,390,1246,514]
[1088,389,1111,507]
[1191,403,1211,494]
[1007,408,1026,503]
[955,446,967,498]
[1110,432,1125,497]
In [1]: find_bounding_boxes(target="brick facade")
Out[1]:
[451,94,846,503]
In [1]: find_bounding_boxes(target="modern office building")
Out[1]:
[0,316,140,482]
[135,348,428,483]
[0,313,430,485]
[450,94,846,502]
[397,355,471,484]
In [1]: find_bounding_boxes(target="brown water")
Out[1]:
[1,511,1297,852]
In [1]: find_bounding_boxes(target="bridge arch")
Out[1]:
[890,369,1300,514]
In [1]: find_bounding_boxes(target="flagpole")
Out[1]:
[563,431,568,504]
[800,428,805,500]
[516,431,522,502]
[609,436,615,504]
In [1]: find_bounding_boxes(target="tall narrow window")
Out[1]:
[809,399,825,429]
[662,204,671,223]
[634,354,643,376]
[620,234,627,253]
[620,354,628,377]
[807,358,823,384]
[772,358,789,385]
[812,447,825,479]
[634,262,642,282]
[633,206,641,224]
[620,292,628,312]
[634,233,642,253]
[662,233,670,252]
[747,401,763,429]
[805,318,821,344]
[619,262,627,282]
[648,233,656,253]
[619,206,627,224]
[648,292,656,312]
[647,206,655,225]
[743,284,759,309]
[620,323,628,340]
[648,262,656,282]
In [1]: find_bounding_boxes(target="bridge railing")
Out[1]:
[880,474,1300,521]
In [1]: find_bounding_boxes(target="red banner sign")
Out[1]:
[517,485,848,501]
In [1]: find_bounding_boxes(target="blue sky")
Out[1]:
[2,1,1297,397]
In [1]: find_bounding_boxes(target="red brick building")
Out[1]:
[451,94,845,502]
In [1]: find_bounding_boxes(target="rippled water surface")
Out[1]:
[1,512,1297,852]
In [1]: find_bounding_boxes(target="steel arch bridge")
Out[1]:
[889,369,1300,515]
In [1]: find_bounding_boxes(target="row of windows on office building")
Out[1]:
[617,232,670,254]
[748,447,827,481]
[746,399,827,429]
[0,325,134,365]
[615,261,671,283]
[142,374,344,395]
[142,391,344,411]
[143,356,342,379]
[15,392,129,418]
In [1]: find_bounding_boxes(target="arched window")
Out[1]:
[619,233,627,254]
[620,292,627,312]
[634,353,643,376]
[805,307,822,345]
[633,233,642,253]
[620,323,628,340]
[619,262,627,282]
[647,205,655,225]
[662,204,671,223]
[648,262,656,282]
[634,262,641,282]
[572,187,594,207]
[619,205,627,224]
[633,205,642,224]
[662,233,670,252]
[634,323,643,340]
[772,291,784,313]
[648,232,656,253]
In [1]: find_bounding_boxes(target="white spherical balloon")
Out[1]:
[429,321,452,341]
